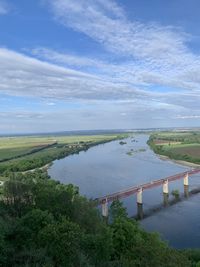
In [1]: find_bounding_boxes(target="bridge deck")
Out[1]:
[96,169,200,204]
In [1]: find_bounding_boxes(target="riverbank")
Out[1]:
[158,154,200,168]
[0,133,128,174]
[147,132,200,168]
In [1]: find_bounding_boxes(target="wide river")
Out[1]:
[48,135,200,248]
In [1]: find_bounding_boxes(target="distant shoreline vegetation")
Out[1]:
[0,133,128,175]
[147,131,200,165]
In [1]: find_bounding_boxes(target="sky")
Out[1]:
[1,0,200,133]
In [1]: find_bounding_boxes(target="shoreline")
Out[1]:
[158,154,200,168]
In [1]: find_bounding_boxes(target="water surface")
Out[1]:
[48,135,200,248]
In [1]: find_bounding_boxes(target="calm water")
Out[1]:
[48,135,200,248]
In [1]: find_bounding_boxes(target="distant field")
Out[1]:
[171,146,200,158]
[0,144,55,161]
[154,140,181,145]
[0,133,127,172]
[0,134,121,161]
[148,131,200,164]
[163,144,200,158]
[152,131,192,138]
[0,134,120,148]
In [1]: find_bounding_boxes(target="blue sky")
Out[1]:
[1,0,200,133]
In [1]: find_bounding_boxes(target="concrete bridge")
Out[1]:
[95,168,200,219]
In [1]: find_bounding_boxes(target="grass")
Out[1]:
[152,131,191,138]
[148,131,200,164]
[0,135,118,149]
[0,145,52,161]
[166,145,200,158]
[0,134,124,162]
[0,133,128,173]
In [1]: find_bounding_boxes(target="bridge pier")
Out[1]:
[184,185,189,198]
[137,203,143,219]
[163,179,169,194]
[163,192,169,206]
[184,173,189,186]
[137,188,143,204]
[96,169,200,220]
[183,173,189,198]
[102,199,108,217]
[163,180,169,206]
[137,188,143,219]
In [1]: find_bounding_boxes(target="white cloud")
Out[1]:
[47,1,188,62]
[46,102,56,106]
[45,0,200,94]
[2,45,200,116]
[31,47,106,69]
[175,115,200,120]
[2,0,200,131]
[0,0,9,14]
[0,47,150,101]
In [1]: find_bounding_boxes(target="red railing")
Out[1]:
[96,169,200,204]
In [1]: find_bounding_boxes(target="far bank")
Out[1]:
[147,131,200,168]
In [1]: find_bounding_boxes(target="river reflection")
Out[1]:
[48,135,200,248]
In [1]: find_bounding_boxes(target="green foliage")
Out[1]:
[0,134,124,174]
[39,218,82,267]
[172,189,180,199]
[0,170,196,266]
[110,200,128,220]
[148,132,200,164]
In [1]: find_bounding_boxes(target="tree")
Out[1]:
[110,200,127,221]
[38,218,82,267]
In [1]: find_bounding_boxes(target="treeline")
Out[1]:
[149,132,200,144]
[147,136,200,164]
[0,170,199,266]
[0,138,120,175]
[0,142,58,163]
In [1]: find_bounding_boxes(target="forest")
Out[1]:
[0,170,200,267]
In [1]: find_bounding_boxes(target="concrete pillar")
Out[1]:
[137,188,143,204]
[184,173,189,186]
[137,188,143,219]
[163,180,169,194]
[137,203,143,220]
[102,199,108,217]
[184,185,189,198]
[163,192,169,206]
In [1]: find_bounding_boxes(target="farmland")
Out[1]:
[0,133,127,174]
[148,131,200,165]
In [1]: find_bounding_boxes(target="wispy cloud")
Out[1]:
[46,0,200,94]
[47,0,188,61]
[0,0,9,14]
[1,45,200,117]
[2,0,200,131]
[0,47,149,101]
[175,115,200,120]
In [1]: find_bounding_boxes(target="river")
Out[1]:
[48,135,200,248]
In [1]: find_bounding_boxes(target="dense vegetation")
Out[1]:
[0,170,199,267]
[0,134,126,174]
[1,133,200,266]
[148,131,200,164]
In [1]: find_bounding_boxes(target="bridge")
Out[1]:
[95,168,200,218]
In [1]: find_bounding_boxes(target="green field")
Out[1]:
[0,134,123,148]
[0,133,128,174]
[148,131,200,164]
